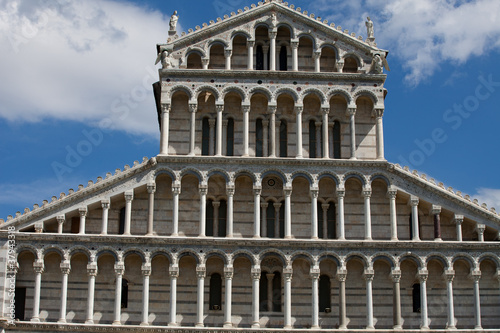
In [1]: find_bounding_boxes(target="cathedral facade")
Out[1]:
[1,1,499,332]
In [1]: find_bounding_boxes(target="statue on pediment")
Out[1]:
[366,17,374,39]
[170,11,179,31]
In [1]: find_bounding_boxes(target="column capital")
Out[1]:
[196,265,206,278]
[315,121,322,128]
[216,103,224,112]
[246,40,255,48]
[56,215,66,224]
[336,187,345,198]
[321,107,330,115]
[262,119,269,127]
[443,269,455,282]
[124,190,134,202]
[253,186,262,196]
[212,201,221,209]
[336,268,347,282]
[79,207,88,217]
[409,195,419,207]
[310,187,319,198]
[321,203,330,211]
[294,105,303,114]
[208,118,216,127]
[199,185,208,195]
[201,58,210,66]
[226,186,235,196]
[33,260,44,274]
[87,263,98,276]
[495,269,500,282]
[347,107,356,116]
[114,262,125,276]
[101,199,110,209]
[268,105,277,114]
[34,221,44,233]
[269,31,277,39]
[453,214,464,225]
[224,266,234,279]
[273,202,282,211]
[169,265,179,278]
[60,261,71,275]
[242,105,250,113]
[313,50,321,59]
[363,269,375,281]
[141,263,152,276]
[161,103,171,114]
[283,187,292,197]
[147,183,156,194]
[283,267,293,281]
[430,205,441,215]
[261,202,269,209]
[391,269,401,282]
[189,103,198,113]
[251,266,261,280]
[386,187,397,199]
[290,39,299,48]
[372,108,384,118]
[475,223,485,234]
[417,269,429,282]
[362,187,372,198]
[224,49,232,58]
[172,185,181,195]
[469,269,481,282]
[309,268,320,280]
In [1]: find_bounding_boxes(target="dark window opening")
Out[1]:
[309,120,317,158]
[226,118,234,156]
[279,120,287,157]
[327,203,336,239]
[256,45,264,70]
[333,120,341,159]
[121,279,129,308]
[412,283,421,313]
[272,271,281,312]
[343,57,358,73]
[279,45,287,71]
[319,275,331,312]
[279,202,285,238]
[119,207,125,235]
[256,119,263,157]
[218,200,227,237]
[202,117,210,156]
[210,273,222,310]
[259,272,268,311]
[14,287,26,321]
[206,199,214,237]
[266,203,275,238]
[317,202,323,239]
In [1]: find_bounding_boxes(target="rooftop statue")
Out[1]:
[365,16,374,39]
[169,10,179,31]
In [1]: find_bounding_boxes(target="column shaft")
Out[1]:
[337,269,347,329]
[160,105,170,155]
[172,186,180,236]
[270,32,276,71]
[58,264,70,323]
[223,268,234,328]
[295,107,303,158]
[363,189,372,240]
[311,189,318,239]
[169,267,179,326]
[113,267,124,325]
[337,190,345,240]
[85,268,97,324]
[31,262,43,322]
[141,270,151,326]
[322,109,329,158]
[251,268,261,328]
[411,197,420,240]
[374,110,384,160]
[124,191,133,235]
[254,188,261,238]
[147,184,156,236]
[310,270,320,328]
[101,201,110,235]
[269,107,277,157]
[391,271,402,329]
[199,187,207,237]
[284,189,292,239]
[388,190,398,240]
[189,105,196,155]
[444,270,456,329]
[472,272,482,329]
[419,272,429,329]
[349,109,356,159]
[247,41,254,70]
[196,267,206,327]
[79,207,87,235]
[243,106,250,156]
[227,188,234,237]
[216,106,223,156]
[283,269,292,329]
[365,271,375,329]
[291,41,298,71]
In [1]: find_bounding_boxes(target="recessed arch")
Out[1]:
[168,84,193,101]
[194,85,221,101]
[179,167,204,182]
[301,88,327,104]
[207,168,230,183]
[208,39,229,49]
[248,87,272,101]
[177,249,203,265]
[274,87,299,103]
[317,171,341,186]
[327,89,353,106]
[205,250,229,265]
[354,89,379,106]
[222,86,247,102]
[232,250,257,266]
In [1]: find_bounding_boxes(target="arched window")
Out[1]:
[226,118,234,156]
[206,199,214,236]
[319,275,331,312]
[121,278,129,308]
[119,207,125,235]
[266,203,275,238]
[279,201,285,238]
[259,271,268,311]
[209,44,225,70]
[320,46,336,72]
[279,120,287,157]
[309,119,317,158]
[218,200,227,237]
[412,283,421,313]
[202,117,210,156]
[333,120,341,159]
[256,45,264,70]
[327,203,336,239]
[187,52,203,69]
[279,45,287,71]
[272,272,282,312]
[256,118,264,157]
[343,56,358,73]
[210,273,222,310]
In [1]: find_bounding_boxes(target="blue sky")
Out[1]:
[1,0,500,219]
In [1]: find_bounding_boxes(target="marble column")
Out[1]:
[78,207,87,235]
[247,40,255,70]
[124,190,134,235]
[471,270,482,329]
[209,119,216,156]
[223,266,234,328]
[216,104,223,156]
[364,269,375,329]
[284,187,293,239]
[243,105,250,156]
[31,260,44,322]
[269,105,277,157]
[363,187,372,240]
[172,185,181,236]
[85,262,98,324]
[202,58,209,70]
[347,107,357,159]
[453,214,464,242]
[476,224,486,242]
[310,187,319,239]
[199,185,208,237]
[188,103,197,156]
[387,188,398,241]
[225,49,232,70]
[146,183,156,236]
[431,205,442,241]
[100,200,110,235]
[310,267,320,328]
[57,215,65,234]
[254,187,262,238]
[58,261,71,323]
[373,108,385,160]
[291,39,299,71]
[410,196,420,241]
[251,266,261,328]
[226,187,235,237]
[196,265,206,327]
[141,262,152,326]
[169,265,179,326]
[322,107,329,158]
[283,267,293,329]
[391,269,402,329]
[337,267,348,329]
[295,106,303,158]
[112,262,125,325]
[160,104,170,155]
[444,269,456,329]
[313,50,320,72]
[269,31,277,71]
[418,269,429,329]
[337,187,346,240]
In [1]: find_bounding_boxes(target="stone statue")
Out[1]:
[365,17,374,39]
[169,11,179,31]
[271,13,277,26]
[372,54,383,74]
[155,48,173,69]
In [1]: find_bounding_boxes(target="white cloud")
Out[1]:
[472,188,500,210]
[309,0,500,85]
[0,0,172,134]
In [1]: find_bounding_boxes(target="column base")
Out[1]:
[434,238,443,241]
[251,323,260,328]
[311,236,319,240]
[252,235,260,239]
[171,233,179,237]
[31,318,40,323]
[223,322,233,328]
[284,325,292,329]
[446,325,456,330]
[195,323,204,327]
[112,321,121,326]
[365,237,372,241]
[393,324,403,330]
[285,235,293,239]
[85,319,94,325]
[366,325,375,329]
[57,319,67,324]
[140,322,150,326]
[168,322,178,327]
[123,232,131,236]
[349,157,357,160]
[339,325,348,330]
[391,237,398,241]
[474,326,483,330]
[311,325,320,329]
